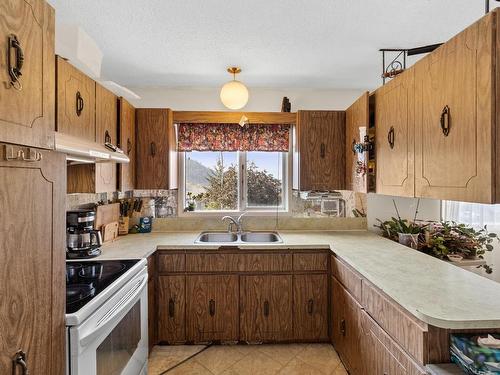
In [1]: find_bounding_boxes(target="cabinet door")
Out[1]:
[293,274,328,341]
[375,68,415,197]
[240,275,293,342]
[118,98,136,191]
[186,275,239,342]
[332,277,363,374]
[295,111,346,191]
[346,92,370,192]
[0,144,65,375]
[0,0,55,149]
[415,13,494,203]
[158,275,186,343]
[95,84,117,192]
[56,56,96,141]
[136,108,169,189]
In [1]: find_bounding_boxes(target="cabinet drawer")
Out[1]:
[363,310,427,375]
[331,256,362,302]
[158,253,186,273]
[239,253,291,272]
[293,252,328,271]
[186,253,239,272]
[186,253,292,273]
[362,281,428,364]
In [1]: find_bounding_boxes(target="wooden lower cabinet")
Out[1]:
[186,275,239,342]
[332,277,364,374]
[158,275,186,344]
[240,275,293,342]
[0,144,65,375]
[293,274,328,341]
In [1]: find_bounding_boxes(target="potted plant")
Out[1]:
[374,200,421,249]
[185,192,196,212]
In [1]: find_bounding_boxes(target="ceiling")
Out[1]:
[47,0,495,90]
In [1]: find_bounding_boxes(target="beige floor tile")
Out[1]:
[167,360,214,375]
[148,345,207,375]
[221,351,283,375]
[331,363,349,375]
[278,358,326,375]
[295,344,341,375]
[195,345,246,374]
[257,344,306,366]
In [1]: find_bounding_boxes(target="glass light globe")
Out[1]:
[220,80,249,110]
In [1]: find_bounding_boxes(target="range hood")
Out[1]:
[55,132,129,164]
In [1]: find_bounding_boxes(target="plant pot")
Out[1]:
[398,233,419,249]
[447,254,464,262]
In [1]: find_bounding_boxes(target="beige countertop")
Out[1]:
[98,230,500,330]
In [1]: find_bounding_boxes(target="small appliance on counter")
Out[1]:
[66,209,102,259]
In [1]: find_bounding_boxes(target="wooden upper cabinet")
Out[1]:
[56,56,96,141]
[294,111,346,191]
[118,98,136,191]
[186,275,239,342]
[240,275,293,342]
[95,84,117,192]
[0,144,65,375]
[0,0,55,149]
[66,84,118,193]
[415,12,495,203]
[345,92,370,193]
[136,108,172,189]
[375,67,415,197]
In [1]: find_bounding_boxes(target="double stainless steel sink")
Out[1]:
[195,231,282,244]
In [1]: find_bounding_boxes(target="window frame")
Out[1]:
[178,147,292,217]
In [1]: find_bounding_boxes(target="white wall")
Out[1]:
[128,86,363,111]
[367,194,442,231]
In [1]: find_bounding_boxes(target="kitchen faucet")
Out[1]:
[221,213,246,234]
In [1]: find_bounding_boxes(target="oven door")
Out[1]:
[68,267,148,375]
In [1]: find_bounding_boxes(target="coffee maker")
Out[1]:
[66,209,102,259]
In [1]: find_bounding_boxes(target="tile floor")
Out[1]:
[148,343,348,375]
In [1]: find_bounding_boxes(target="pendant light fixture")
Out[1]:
[220,67,249,110]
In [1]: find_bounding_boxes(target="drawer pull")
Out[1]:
[150,142,157,157]
[387,126,395,149]
[263,300,270,317]
[320,143,326,158]
[168,298,175,318]
[340,319,346,337]
[13,350,29,375]
[209,299,215,316]
[440,105,450,136]
[307,299,314,315]
[76,91,84,116]
[127,138,132,155]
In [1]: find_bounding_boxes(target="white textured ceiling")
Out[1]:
[47,0,496,90]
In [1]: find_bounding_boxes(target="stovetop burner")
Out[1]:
[66,259,139,314]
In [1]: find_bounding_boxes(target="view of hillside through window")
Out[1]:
[185,151,284,211]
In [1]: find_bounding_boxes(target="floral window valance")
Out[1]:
[177,123,290,152]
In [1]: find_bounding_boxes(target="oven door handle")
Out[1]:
[79,273,148,348]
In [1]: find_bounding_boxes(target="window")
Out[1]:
[183,151,287,212]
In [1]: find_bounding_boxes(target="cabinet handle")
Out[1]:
[340,319,346,337]
[351,139,356,154]
[13,350,29,375]
[263,300,270,317]
[320,143,326,158]
[209,299,215,316]
[127,138,132,155]
[104,130,111,144]
[440,105,450,136]
[8,34,24,91]
[76,91,84,117]
[168,298,175,318]
[387,126,395,149]
[3,145,42,162]
[150,142,157,157]
[307,299,314,315]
